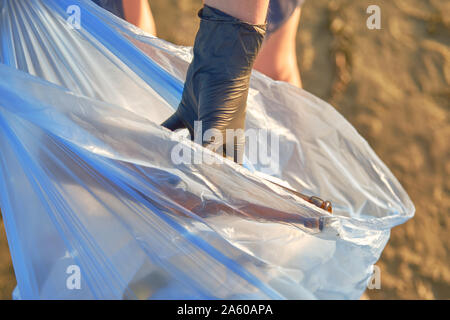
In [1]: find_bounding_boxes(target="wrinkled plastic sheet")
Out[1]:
[0,0,414,299]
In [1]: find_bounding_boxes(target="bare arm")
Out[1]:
[204,0,270,24]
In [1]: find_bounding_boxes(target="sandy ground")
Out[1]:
[0,0,449,299]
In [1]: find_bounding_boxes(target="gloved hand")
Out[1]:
[162,5,266,164]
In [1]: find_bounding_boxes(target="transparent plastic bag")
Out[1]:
[0,0,414,299]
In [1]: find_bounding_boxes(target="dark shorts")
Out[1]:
[92,0,125,18]
[267,0,305,34]
[92,0,304,35]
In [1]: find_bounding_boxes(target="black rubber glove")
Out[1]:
[162,5,266,164]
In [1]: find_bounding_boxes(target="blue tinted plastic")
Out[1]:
[0,0,414,299]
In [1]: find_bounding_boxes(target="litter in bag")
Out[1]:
[0,0,414,299]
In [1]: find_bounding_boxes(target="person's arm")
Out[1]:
[162,1,269,163]
[204,0,269,24]
[122,0,157,36]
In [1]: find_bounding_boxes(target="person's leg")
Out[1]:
[122,0,157,36]
[253,7,302,87]
[204,0,269,24]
